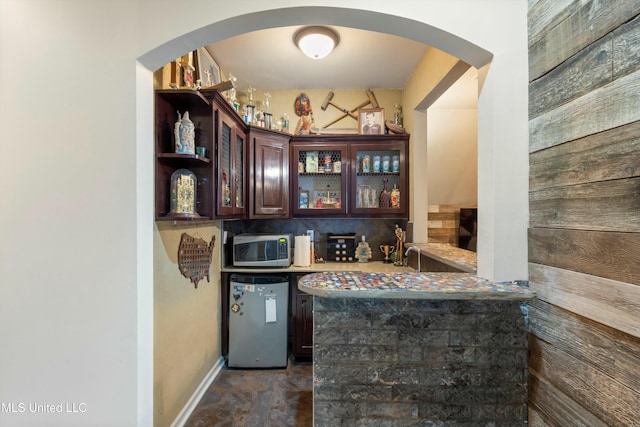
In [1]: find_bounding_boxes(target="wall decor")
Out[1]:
[178,233,215,288]
[358,108,385,135]
[195,47,221,87]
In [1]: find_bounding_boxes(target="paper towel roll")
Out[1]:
[294,235,311,267]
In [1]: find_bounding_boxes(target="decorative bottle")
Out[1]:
[379,178,391,207]
[356,235,372,263]
[391,184,400,208]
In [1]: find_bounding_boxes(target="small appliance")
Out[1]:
[232,234,291,267]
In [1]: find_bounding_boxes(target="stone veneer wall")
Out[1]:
[313,297,529,425]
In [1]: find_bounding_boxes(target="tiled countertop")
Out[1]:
[298,271,535,300]
[406,242,477,273]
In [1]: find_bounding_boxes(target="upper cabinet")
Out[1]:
[249,127,290,218]
[291,134,409,218]
[154,89,248,221]
[154,90,409,221]
[214,95,246,218]
[291,139,348,216]
[155,90,214,220]
[349,138,408,218]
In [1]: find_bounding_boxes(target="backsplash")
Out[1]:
[223,218,409,265]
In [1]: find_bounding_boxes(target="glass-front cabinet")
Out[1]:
[350,140,408,217]
[216,106,246,217]
[291,142,348,216]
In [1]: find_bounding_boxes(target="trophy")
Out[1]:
[380,244,395,264]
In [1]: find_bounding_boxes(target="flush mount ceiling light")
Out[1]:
[294,26,340,59]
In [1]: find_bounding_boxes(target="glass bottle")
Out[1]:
[391,184,400,208]
[356,235,372,263]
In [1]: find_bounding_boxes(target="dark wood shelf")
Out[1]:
[356,172,400,176]
[157,153,211,164]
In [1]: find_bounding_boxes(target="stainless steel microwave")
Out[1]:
[232,234,291,267]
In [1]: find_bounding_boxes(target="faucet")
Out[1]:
[405,246,421,272]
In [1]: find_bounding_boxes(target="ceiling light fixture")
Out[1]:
[294,26,340,59]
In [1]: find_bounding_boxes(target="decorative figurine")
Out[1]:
[393,103,403,126]
[174,111,195,154]
[356,235,372,263]
[263,92,271,113]
[227,73,239,111]
[247,85,255,103]
[380,244,395,263]
[394,224,404,266]
[294,114,315,135]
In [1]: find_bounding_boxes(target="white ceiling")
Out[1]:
[206,25,429,91]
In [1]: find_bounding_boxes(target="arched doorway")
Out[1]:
[136,5,528,425]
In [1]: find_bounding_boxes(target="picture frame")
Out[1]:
[195,47,221,88]
[358,108,385,135]
[179,52,196,88]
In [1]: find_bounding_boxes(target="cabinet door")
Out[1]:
[292,143,348,216]
[216,109,246,217]
[294,292,313,359]
[251,131,290,217]
[349,140,408,217]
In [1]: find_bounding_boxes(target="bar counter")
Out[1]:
[298,271,534,300]
[299,271,535,425]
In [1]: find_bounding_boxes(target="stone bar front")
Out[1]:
[298,272,535,426]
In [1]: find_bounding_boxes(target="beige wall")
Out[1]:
[401,47,471,239]
[427,108,477,206]
[153,222,222,427]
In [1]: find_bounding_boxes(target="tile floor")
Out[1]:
[184,362,312,427]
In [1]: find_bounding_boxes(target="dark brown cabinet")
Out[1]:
[155,90,214,220]
[291,140,348,216]
[290,134,409,218]
[213,92,246,218]
[249,128,290,218]
[291,274,313,360]
[155,89,250,220]
[349,139,409,218]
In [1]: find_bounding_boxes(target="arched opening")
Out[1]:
[137,6,527,425]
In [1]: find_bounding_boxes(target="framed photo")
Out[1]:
[195,47,221,87]
[358,108,385,135]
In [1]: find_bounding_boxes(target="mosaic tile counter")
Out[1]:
[298,271,534,300]
[299,272,535,426]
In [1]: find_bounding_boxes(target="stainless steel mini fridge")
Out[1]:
[228,274,289,368]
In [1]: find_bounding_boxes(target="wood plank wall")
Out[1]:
[528,1,640,425]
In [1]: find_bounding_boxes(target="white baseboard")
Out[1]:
[170,356,225,427]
